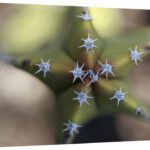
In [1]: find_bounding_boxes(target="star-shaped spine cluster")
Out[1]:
[135,106,144,115]
[76,7,92,21]
[62,120,82,136]
[35,58,51,78]
[70,62,85,83]
[110,88,128,106]
[129,46,143,65]
[79,33,97,54]
[73,90,94,106]
[87,71,99,86]
[98,59,115,79]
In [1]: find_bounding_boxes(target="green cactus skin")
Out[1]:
[13,6,150,144]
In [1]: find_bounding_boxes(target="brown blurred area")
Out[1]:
[128,57,150,106]
[120,9,150,30]
[0,3,59,146]
[0,61,56,146]
[0,4,16,31]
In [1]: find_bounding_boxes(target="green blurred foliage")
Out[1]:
[90,8,123,38]
[1,5,68,53]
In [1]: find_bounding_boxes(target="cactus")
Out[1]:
[6,6,150,143]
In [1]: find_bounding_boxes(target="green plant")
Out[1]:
[12,6,150,143]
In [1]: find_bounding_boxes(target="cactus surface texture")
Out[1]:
[0,4,150,145]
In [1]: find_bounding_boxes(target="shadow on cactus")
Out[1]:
[11,6,150,144]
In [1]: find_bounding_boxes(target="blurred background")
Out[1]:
[0,3,150,146]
